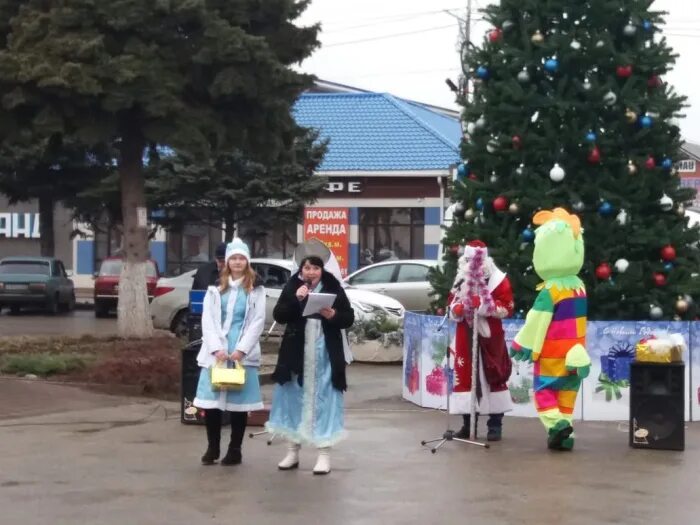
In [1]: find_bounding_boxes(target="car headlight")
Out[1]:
[352,301,379,313]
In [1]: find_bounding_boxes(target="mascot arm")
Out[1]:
[510,288,554,362]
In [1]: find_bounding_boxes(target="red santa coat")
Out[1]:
[448,276,514,415]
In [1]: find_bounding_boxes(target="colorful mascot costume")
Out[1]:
[510,208,591,451]
[448,240,514,441]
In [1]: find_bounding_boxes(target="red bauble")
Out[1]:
[588,146,601,164]
[648,75,662,88]
[645,155,656,169]
[661,244,677,261]
[512,135,522,149]
[616,65,633,78]
[488,28,503,43]
[493,195,509,212]
[449,244,460,255]
[595,263,612,280]
[436,307,445,316]
[653,272,667,287]
[452,303,465,317]
[469,173,478,180]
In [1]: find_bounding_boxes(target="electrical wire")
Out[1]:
[324,24,459,48]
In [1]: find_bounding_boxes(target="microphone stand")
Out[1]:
[420,308,489,453]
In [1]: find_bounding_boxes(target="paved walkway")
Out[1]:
[0,366,697,525]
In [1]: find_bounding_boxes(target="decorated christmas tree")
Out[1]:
[432,0,700,321]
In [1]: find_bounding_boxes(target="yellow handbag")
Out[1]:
[211,361,246,391]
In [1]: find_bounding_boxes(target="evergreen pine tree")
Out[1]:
[432,0,700,321]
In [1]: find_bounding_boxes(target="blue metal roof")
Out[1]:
[293,93,461,172]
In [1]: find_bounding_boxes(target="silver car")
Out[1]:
[344,259,441,312]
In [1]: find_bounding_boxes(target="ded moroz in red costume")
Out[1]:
[448,241,514,421]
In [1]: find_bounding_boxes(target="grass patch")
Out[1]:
[0,353,95,377]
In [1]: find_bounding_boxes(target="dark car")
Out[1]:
[94,257,160,317]
[0,257,76,315]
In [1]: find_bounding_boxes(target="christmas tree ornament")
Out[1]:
[586,131,597,142]
[570,39,582,50]
[616,209,628,225]
[453,202,466,218]
[677,300,691,316]
[673,314,682,322]
[475,116,486,129]
[664,262,674,272]
[476,197,484,210]
[614,259,630,273]
[598,201,614,216]
[490,171,499,183]
[660,194,674,211]
[466,122,476,135]
[653,272,667,287]
[493,196,508,212]
[596,40,605,48]
[450,244,460,255]
[476,66,490,80]
[625,109,638,123]
[588,145,601,164]
[677,204,686,217]
[650,305,663,319]
[531,30,544,44]
[595,263,612,280]
[508,202,520,214]
[648,75,662,88]
[645,155,656,169]
[549,163,566,182]
[516,163,525,176]
[661,157,673,170]
[502,20,515,31]
[583,78,592,91]
[623,22,637,36]
[573,200,585,212]
[643,20,653,32]
[616,65,633,78]
[469,173,478,181]
[684,294,694,306]
[544,58,559,73]
[603,91,617,106]
[488,28,503,43]
[464,208,476,220]
[521,227,535,242]
[517,68,530,83]
[457,163,469,178]
[627,160,638,175]
[639,115,653,128]
[512,135,522,149]
[487,139,498,153]
[661,244,677,261]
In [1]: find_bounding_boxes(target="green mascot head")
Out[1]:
[532,207,584,282]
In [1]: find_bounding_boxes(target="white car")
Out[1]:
[345,259,441,312]
[150,258,405,337]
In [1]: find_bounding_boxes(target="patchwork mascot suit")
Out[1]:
[510,208,592,451]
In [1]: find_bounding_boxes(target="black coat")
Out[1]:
[271,270,354,391]
[191,262,220,291]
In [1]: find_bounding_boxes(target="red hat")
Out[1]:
[467,240,486,248]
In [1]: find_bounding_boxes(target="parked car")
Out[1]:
[0,256,75,314]
[150,258,405,338]
[344,259,441,312]
[94,256,160,317]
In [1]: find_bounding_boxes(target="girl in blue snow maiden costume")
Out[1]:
[194,238,266,466]
[266,255,355,475]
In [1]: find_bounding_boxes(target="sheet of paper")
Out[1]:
[302,292,337,317]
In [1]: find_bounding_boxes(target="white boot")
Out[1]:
[278,442,300,471]
[312,448,331,475]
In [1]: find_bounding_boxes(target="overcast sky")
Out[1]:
[298,0,700,144]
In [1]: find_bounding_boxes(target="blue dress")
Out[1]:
[194,288,264,412]
[266,285,345,447]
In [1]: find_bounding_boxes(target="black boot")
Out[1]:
[221,411,247,466]
[455,414,477,439]
[202,409,222,465]
[486,413,503,442]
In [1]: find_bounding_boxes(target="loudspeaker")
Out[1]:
[629,362,685,451]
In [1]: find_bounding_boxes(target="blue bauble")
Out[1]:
[476,66,490,79]
[522,228,535,242]
[586,131,597,142]
[457,163,469,177]
[643,20,653,31]
[598,202,614,216]
[640,115,653,128]
[664,262,674,272]
[661,158,673,170]
[476,197,484,210]
[544,58,559,73]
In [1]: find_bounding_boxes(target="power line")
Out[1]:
[323,24,459,48]
[321,5,477,27]
[338,67,461,79]
[323,9,475,35]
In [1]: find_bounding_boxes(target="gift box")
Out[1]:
[600,343,635,382]
[636,334,685,363]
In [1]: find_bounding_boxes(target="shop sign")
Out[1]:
[303,207,349,276]
[0,213,40,239]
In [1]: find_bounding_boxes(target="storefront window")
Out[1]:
[239,218,297,260]
[359,208,424,265]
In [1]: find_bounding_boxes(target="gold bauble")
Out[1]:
[676,298,690,314]
[625,109,638,123]
[531,30,544,45]
[464,208,476,220]
[508,203,520,214]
